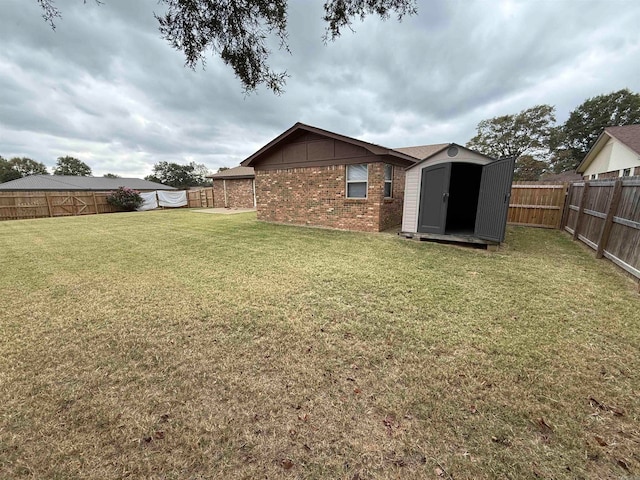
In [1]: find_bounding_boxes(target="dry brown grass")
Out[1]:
[0,210,638,479]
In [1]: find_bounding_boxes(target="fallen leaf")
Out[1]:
[594,436,608,446]
[435,467,444,477]
[470,405,478,414]
[154,431,165,440]
[610,406,625,416]
[535,417,553,434]
[616,458,630,471]
[354,388,361,394]
[159,414,170,423]
[281,459,294,470]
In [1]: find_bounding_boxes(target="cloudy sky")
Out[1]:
[1,0,639,178]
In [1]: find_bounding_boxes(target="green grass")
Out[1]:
[0,210,638,479]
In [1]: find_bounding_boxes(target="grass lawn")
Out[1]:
[0,210,638,479]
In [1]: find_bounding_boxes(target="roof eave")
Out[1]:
[576,130,609,173]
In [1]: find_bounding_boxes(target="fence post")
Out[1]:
[559,182,570,229]
[596,179,623,259]
[45,192,53,217]
[92,192,99,215]
[573,182,590,240]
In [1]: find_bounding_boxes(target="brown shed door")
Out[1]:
[417,163,451,234]
[474,157,515,243]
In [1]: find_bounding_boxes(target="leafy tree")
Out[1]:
[145,161,211,189]
[562,88,640,166]
[8,157,49,177]
[36,0,417,94]
[0,156,49,183]
[0,157,22,183]
[466,105,556,161]
[513,155,547,181]
[103,173,121,178]
[53,156,92,176]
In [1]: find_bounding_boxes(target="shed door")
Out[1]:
[417,163,451,234]
[474,157,515,243]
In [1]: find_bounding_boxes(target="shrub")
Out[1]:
[106,187,144,211]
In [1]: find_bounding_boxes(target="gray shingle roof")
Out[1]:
[605,125,640,155]
[207,166,255,179]
[393,144,450,160]
[0,175,176,191]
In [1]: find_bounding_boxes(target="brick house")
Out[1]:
[240,123,419,232]
[207,166,256,208]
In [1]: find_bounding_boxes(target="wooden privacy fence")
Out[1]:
[508,181,568,229]
[0,191,119,220]
[563,178,640,279]
[187,188,214,208]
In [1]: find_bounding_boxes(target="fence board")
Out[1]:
[507,182,567,228]
[187,187,214,208]
[562,177,640,280]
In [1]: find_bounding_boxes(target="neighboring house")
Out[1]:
[240,122,418,232]
[576,125,640,180]
[206,166,256,208]
[0,175,175,191]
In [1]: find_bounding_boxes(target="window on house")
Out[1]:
[622,168,631,177]
[346,164,368,198]
[384,164,393,198]
[591,174,597,180]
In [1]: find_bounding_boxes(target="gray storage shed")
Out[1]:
[401,144,515,244]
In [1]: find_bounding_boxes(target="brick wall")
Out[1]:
[212,178,255,208]
[255,162,404,232]
[379,165,406,231]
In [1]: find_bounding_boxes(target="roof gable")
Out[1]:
[393,144,450,160]
[577,125,640,173]
[404,143,495,170]
[241,122,417,167]
[207,166,255,179]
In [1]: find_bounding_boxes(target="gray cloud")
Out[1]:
[1,0,639,177]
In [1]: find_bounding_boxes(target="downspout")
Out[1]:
[223,179,228,208]
[252,178,257,208]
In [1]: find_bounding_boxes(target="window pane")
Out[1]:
[384,164,392,181]
[347,182,367,198]
[347,164,368,181]
[384,182,392,198]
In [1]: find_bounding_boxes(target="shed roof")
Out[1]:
[207,166,255,179]
[392,144,449,160]
[0,175,176,191]
[577,124,640,173]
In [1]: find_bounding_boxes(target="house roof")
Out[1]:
[241,122,419,167]
[576,124,640,173]
[0,175,176,191]
[207,166,255,179]
[392,144,450,160]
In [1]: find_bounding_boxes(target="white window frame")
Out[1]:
[384,164,393,198]
[346,164,368,199]
[622,168,631,177]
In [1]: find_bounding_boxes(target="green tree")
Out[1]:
[53,156,92,176]
[513,155,547,181]
[145,161,211,189]
[466,105,556,161]
[562,88,640,168]
[36,0,417,94]
[8,157,49,177]
[103,173,121,178]
[0,156,49,183]
[0,157,22,183]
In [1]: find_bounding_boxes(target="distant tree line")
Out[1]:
[0,156,94,183]
[466,88,640,180]
[145,161,211,189]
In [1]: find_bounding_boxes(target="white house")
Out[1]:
[576,125,640,179]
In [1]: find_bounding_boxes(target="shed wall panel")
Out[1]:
[402,169,421,232]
